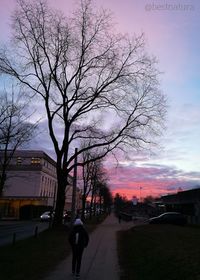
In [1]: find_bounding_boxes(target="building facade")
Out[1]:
[0,150,78,219]
[160,188,200,224]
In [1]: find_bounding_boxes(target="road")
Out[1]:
[0,220,49,246]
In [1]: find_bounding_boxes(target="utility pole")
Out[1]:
[53,182,57,211]
[71,148,78,225]
[140,187,142,203]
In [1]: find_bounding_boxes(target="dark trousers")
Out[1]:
[72,245,84,274]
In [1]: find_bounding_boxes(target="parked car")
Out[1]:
[149,212,187,225]
[63,211,71,222]
[40,210,71,222]
[40,211,54,221]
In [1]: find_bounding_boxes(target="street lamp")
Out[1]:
[140,187,142,202]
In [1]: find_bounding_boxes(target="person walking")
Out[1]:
[68,218,89,279]
[118,213,122,224]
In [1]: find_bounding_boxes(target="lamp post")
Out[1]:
[71,148,78,225]
[53,182,57,211]
[140,187,142,203]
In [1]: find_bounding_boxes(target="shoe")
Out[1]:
[76,274,80,279]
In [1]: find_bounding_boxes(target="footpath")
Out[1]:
[43,213,134,280]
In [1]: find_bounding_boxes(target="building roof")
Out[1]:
[161,188,200,204]
[0,149,56,165]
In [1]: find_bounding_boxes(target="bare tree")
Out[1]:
[0,90,37,196]
[81,152,107,219]
[0,0,167,225]
[81,150,95,220]
[88,158,108,218]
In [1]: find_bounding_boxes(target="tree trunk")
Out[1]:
[89,191,94,219]
[0,169,7,197]
[81,194,86,221]
[99,195,102,214]
[53,168,67,227]
[93,194,97,216]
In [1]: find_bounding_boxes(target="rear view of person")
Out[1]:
[68,218,89,279]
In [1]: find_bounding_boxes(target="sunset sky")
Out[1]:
[0,0,200,200]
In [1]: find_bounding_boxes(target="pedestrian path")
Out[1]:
[43,213,134,280]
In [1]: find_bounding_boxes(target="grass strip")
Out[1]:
[0,226,71,280]
[117,224,200,280]
[0,214,107,280]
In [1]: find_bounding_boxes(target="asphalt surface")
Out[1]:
[0,220,49,246]
[42,213,135,280]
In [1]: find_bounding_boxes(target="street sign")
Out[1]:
[132,196,138,205]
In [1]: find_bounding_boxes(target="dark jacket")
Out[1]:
[68,225,89,249]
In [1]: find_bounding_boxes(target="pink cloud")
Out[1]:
[106,163,200,200]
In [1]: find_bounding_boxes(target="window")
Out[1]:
[16,157,22,165]
[31,157,41,165]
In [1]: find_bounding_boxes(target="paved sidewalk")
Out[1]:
[43,213,134,280]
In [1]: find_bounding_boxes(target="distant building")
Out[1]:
[160,188,200,224]
[0,150,80,219]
